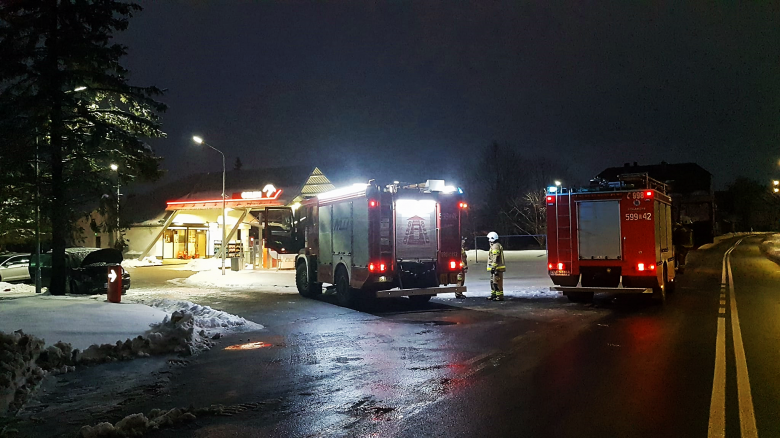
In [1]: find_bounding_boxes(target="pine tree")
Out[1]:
[234,157,243,171]
[0,0,166,294]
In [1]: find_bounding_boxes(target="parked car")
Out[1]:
[30,248,130,294]
[0,253,32,282]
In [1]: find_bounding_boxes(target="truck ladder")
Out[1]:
[555,190,575,270]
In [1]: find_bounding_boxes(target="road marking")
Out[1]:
[708,317,726,438]
[727,247,758,438]
[718,308,725,314]
[719,300,726,305]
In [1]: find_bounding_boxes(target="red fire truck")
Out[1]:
[266,180,467,307]
[546,173,676,303]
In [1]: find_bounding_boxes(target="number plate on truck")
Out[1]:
[550,270,571,276]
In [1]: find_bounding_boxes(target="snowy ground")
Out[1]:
[121,256,162,269]
[0,281,41,300]
[760,234,780,264]
[149,249,557,300]
[0,296,169,350]
[0,296,264,352]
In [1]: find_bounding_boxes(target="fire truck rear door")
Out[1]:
[577,200,622,260]
[395,199,438,261]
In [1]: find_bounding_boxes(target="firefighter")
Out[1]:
[673,216,695,268]
[455,238,468,298]
[486,232,505,301]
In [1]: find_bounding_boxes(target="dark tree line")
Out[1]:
[464,141,572,245]
[0,0,166,294]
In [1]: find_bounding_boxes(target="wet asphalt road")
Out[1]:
[15,235,780,437]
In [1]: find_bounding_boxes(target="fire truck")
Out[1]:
[546,173,676,303]
[265,180,467,307]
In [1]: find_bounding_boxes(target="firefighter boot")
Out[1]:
[495,291,504,301]
[487,282,497,300]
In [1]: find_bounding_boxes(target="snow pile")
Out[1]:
[74,299,263,363]
[78,311,213,364]
[77,407,196,438]
[0,282,37,295]
[177,268,296,292]
[0,331,77,415]
[140,299,264,332]
[121,256,162,269]
[179,258,222,272]
[760,234,780,265]
[76,401,278,438]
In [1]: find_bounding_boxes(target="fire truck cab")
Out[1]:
[267,180,467,307]
[546,173,676,303]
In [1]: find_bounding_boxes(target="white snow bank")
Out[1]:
[176,268,296,291]
[0,297,168,351]
[0,281,38,295]
[0,331,78,414]
[121,256,162,268]
[138,299,264,332]
[177,258,222,272]
[760,234,780,264]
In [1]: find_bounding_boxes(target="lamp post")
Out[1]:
[192,136,226,275]
[110,164,120,247]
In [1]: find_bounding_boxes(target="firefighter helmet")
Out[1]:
[487,232,499,243]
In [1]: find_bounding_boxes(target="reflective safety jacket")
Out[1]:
[461,247,468,271]
[487,242,505,272]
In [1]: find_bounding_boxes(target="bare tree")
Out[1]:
[503,188,547,247]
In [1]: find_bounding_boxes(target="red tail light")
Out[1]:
[369,199,377,208]
[645,191,653,198]
[547,196,554,202]
[557,262,564,270]
[449,260,458,270]
[370,262,387,272]
[458,202,468,209]
[637,263,645,271]
[650,264,656,270]
[548,263,554,270]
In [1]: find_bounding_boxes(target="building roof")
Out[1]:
[597,162,712,194]
[124,166,333,225]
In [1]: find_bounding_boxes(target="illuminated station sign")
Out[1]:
[165,184,283,210]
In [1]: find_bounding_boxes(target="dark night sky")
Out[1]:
[119,1,780,191]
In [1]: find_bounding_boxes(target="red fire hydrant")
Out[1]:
[107,266,123,303]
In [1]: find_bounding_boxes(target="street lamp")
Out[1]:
[110,164,120,247]
[192,135,226,275]
[773,180,779,186]
[554,180,562,186]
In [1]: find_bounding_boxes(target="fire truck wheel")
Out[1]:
[409,295,433,306]
[566,292,593,303]
[296,262,321,298]
[335,267,356,307]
